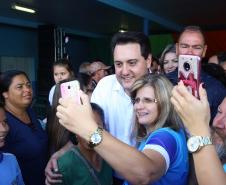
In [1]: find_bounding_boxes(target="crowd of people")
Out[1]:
[0,26,225,185]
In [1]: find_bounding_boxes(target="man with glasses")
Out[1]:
[167,26,226,123]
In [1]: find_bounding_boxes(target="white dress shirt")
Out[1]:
[91,74,135,146]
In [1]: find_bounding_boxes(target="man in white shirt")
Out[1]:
[91,31,152,184]
[45,32,152,185]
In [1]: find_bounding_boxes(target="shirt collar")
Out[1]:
[112,76,131,100]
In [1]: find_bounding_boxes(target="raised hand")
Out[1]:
[56,90,98,141]
[171,81,210,135]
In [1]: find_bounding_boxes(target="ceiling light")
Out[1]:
[12,4,36,14]
[119,29,126,33]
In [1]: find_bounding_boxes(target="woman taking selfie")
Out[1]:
[56,74,189,185]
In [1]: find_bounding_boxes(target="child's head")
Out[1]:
[0,103,9,148]
[53,59,74,84]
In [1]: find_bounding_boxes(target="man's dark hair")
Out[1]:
[179,25,206,44]
[202,63,226,87]
[111,31,151,59]
[217,51,226,64]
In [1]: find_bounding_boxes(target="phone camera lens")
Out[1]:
[68,86,71,89]
[183,62,190,71]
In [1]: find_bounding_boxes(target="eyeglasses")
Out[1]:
[179,43,204,50]
[132,97,158,105]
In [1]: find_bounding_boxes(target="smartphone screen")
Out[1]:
[178,55,201,98]
[60,80,81,104]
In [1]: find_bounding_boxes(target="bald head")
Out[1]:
[177,26,207,58]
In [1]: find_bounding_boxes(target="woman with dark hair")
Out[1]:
[159,44,178,74]
[47,76,94,156]
[49,59,74,106]
[46,79,112,185]
[47,79,76,156]
[0,70,48,185]
[56,103,112,185]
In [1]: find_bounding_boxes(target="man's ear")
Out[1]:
[202,45,207,58]
[146,54,152,69]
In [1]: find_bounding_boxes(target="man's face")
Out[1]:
[96,69,108,81]
[177,31,207,58]
[113,43,151,94]
[213,98,226,140]
[212,130,226,161]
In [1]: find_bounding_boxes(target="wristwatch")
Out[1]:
[88,127,103,148]
[187,136,213,153]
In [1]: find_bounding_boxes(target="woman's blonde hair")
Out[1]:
[130,73,181,141]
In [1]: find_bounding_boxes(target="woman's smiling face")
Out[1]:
[134,86,159,130]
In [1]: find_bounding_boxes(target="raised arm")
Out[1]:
[171,81,226,185]
[56,91,166,185]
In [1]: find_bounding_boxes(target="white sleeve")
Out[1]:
[143,144,170,174]
[48,85,56,106]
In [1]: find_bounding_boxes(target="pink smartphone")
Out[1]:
[178,55,201,98]
[60,80,81,104]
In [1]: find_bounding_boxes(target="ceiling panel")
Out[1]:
[0,0,226,37]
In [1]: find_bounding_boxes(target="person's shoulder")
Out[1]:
[152,127,175,134]
[165,69,178,85]
[202,71,225,90]
[202,71,226,102]
[150,128,186,143]
[97,74,117,86]
[49,85,56,96]
[58,147,80,166]
[50,85,56,91]
[92,74,118,97]
[2,153,18,164]
[3,152,16,159]
[150,128,175,139]
[48,85,56,104]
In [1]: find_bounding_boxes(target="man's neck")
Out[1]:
[125,89,131,96]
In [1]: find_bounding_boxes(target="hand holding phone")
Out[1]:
[178,55,201,98]
[60,80,81,104]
